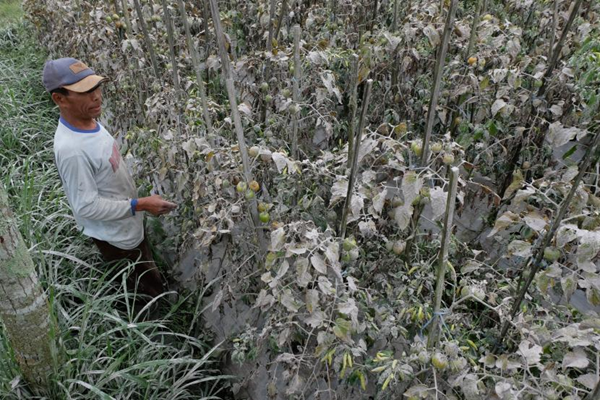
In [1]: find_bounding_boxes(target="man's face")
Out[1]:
[52,85,103,119]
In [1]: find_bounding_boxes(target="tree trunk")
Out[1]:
[0,185,53,390]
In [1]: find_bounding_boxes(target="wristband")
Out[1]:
[130,198,138,216]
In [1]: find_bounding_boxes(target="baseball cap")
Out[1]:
[42,58,107,93]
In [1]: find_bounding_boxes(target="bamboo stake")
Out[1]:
[330,0,337,24]
[274,0,289,42]
[267,0,277,52]
[391,0,399,32]
[427,167,459,348]
[120,0,145,119]
[132,0,161,78]
[161,0,183,136]
[495,132,600,352]
[340,79,373,239]
[291,24,301,159]
[538,0,584,97]
[346,54,360,168]
[548,0,559,60]
[177,0,214,139]
[161,0,182,101]
[260,0,278,123]
[420,0,458,166]
[465,0,484,58]
[207,0,266,250]
[202,0,211,57]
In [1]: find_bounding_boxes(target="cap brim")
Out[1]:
[62,75,107,93]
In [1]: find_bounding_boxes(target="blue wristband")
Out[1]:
[130,198,138,216]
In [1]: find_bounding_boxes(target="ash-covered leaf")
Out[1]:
[523,211,547,232]
[310,254,327,275]
[491,99,507,116]
[561,275,576,303]
[272,152,289,173]
[281,289,302,312]
[305,289,319,313]
[372,188,387,216]
[270,227,286,251]
[487,211,520,237]
[338,298,358,325]
[237,102,252,117]
[507,240,532,257]
[320,71,343,104]
[517,340,542,365]
[577,231,600,271]
[547,122,586,147]
[393,205,413,231]
[402,171,423,206]
[429,186,447,221]
[562,348,589,369]
[331,179,349,203]
[423,25,440,46]
[318,276,335,295]
[576,373,599,390]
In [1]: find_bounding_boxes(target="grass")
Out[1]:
[0,21,230,399]
[0,0,22,26]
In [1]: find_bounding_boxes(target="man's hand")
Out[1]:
[136,195,177,216]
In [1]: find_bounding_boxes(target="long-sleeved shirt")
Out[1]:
[53,117,144,250]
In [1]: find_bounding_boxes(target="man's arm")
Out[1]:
[58,155,176,220]
[135,195,177,216]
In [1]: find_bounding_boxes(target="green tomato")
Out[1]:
[259,211,270,223]
[543,247,561,262]
[343,238,357,251]
[236,181,247,193]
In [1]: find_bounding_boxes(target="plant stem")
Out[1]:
[421,0,458,166]
[428,166,459,348]
[291,24,301,160]
[495,132,600,352]
[346,54,360,168]
[340,79,373,239]
[132,0,161,79]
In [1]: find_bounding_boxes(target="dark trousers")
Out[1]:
[92,235,165,298]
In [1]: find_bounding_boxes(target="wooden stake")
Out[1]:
[177,0,214,140]
[548,0,559,60]
[132,0,161,79]
[465,0,484,58]
[495,132,600,352]
[391,0,399,32]
[291,24,302,159]
[346,54,360,168]
[427,166,459,348]
[421,0,458,166]
[207,0,266,251]
[538,0,583,97]
[340,79,373,239]
[274,0,289,42]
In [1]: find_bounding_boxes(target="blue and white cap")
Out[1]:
[42,58,107,93]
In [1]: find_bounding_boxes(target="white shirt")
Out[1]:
[53,117,144,250]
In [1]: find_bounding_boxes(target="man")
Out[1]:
[43,57,176,298]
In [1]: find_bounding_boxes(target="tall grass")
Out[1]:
[0,0,22,26]
[0,22,229,399]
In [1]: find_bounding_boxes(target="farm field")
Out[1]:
[2,0,600,399]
